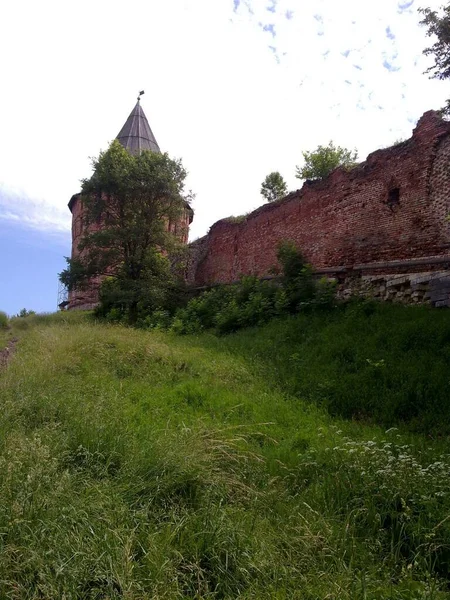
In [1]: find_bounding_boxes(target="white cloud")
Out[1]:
[0,0,447,240]
[0,185,71,235]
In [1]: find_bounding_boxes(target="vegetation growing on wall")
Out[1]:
[260,171,288,202]
[295,141,358,180]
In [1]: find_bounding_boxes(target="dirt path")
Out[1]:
[0,337,18,369]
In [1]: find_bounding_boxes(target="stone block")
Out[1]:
[435,299,450,307]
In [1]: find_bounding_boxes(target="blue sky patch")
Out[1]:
[233,0,254,14]
[285,9,293,20]
[266,0,277,13]
[263,23,276,37]
[398,0,414,10]
[269,45,280,63]
[0,221,69,315]
[341,49,351,58]
[383,59,401,72]
[386,26,395,40]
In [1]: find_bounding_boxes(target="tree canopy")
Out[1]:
[420,5,450,80]
[295,142,358,181]
[60,140,192,321]
[420,4,450,112]
[260,171,288,203]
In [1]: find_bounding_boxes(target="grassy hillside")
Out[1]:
[1,309,450,598]
[201,301,450,435]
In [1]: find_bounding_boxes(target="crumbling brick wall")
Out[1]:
[188,111,450,287]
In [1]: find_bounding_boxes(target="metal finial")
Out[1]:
[138,90,145,101]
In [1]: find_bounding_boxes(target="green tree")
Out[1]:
[419,4,450,113]
[59,140,192,322]
[260,171,288,202]
[295,142,358,181]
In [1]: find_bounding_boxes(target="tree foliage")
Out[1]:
[419,4,450,113]
[59,140,192,322]
[260,171,288,202]
[167,241,336,335]
[420,5,450,80]
[295,142,358,181]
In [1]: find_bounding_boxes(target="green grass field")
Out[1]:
[1,308,450,598]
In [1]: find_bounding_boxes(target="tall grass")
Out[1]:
[0,311,449,597]
[199,300,450,435]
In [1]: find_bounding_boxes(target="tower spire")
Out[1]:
[116,94,160,155]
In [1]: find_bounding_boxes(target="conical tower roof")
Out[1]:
[116,99,160,154]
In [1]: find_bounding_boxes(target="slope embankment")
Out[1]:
[0,309,449,598]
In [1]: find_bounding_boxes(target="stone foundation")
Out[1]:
[337,270,450,307]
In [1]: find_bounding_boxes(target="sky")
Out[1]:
[0,0,448,315]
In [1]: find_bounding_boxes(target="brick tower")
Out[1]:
[67,95,193,310]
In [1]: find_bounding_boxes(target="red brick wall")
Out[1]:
[189,111,450,286]
[67,194,102,310]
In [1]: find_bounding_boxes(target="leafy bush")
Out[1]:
[95,240,336,336]
[168,243,332,335]
[95,252,187,325]
[171,277,286,335]
[314,276,338,307]
[295,141,358,180]
[277,240,316,309]
[137,309,173,330]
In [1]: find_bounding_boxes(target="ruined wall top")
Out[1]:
[189,110,450,286]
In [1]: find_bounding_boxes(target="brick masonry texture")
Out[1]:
[187,111,450,289]
[67,194,103,310]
